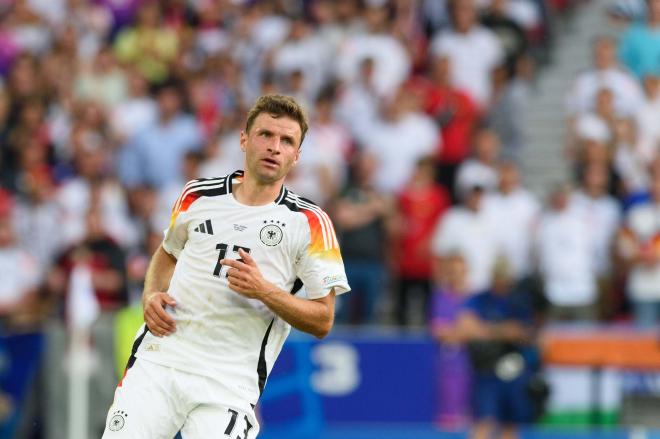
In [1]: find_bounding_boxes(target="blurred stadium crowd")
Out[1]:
[0,0,659,437]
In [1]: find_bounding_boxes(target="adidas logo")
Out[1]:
[194,219,214,235]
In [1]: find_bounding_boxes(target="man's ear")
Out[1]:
[239,131,247,152]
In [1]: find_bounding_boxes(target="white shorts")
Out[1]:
[102,359,260,439]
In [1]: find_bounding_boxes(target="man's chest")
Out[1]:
[182,202,299,280]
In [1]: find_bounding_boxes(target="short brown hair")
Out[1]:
[245,94,309,146]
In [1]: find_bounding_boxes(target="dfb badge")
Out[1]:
[109,410,128,431]
[260,222,283,246]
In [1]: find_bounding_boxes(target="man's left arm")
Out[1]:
[222,249,336,339]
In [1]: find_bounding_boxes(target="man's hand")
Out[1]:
[143,292,177,337]
[222,249,274,300]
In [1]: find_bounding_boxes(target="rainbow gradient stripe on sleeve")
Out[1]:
[169,186,201,228]
[300,208,342,261]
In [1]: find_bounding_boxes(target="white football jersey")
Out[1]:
[132,171,350,412]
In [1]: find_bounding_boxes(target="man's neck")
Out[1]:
[500,186,516,196]
[584,188,603,199]
[159,112,177,125]
[233,174,283,206]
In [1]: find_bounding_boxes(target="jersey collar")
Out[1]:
[227,169,288,205]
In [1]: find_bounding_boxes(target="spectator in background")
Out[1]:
[394,156,452,326]
[573,87,618,153]
[619,0,660,79]
[124,184,158,251]
[56,139,134,249]
[2,96,51,192]
[570,163,621,318]
[484,161,541,288]
[109,68,157,145]
[358,85,438,195]
[285,89,349,207]
[335,0,411,100]
[455,127,501,196]
[615,118,650,197]
[0,190,41,330]
[48,206,127,318]
[4,0,54,55]
[335,57,380,141]
[198,110,245,179]
[537,183,598,321]
[633,73,660,168]
[421,54,480,196]
[489,55,534,159]
[12,166,62,278]
[566,36,644,118]
[0,187,45,438]
[334,152,392,325]
[430,252,472,429]
[481,0,529,76]
[432,183,499,293]
[45,206,127,438]
[430,0,504,108]
[113,1,179,85]
[570,89,620,183]
[118,79,203,189]
[455,258,536,439]
[618,165,660,326]
[74,45,127,109]
[271,15,330,105]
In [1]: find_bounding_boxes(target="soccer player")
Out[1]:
[103,95,350,438]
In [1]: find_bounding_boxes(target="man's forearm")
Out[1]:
[258,287,335,339]
[142,245,177,306]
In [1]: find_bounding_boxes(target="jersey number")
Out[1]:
[224,408,253,439]
[214,243,251,277]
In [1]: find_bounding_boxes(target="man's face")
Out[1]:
[158,88,181,118]
[593,39,615,69]
[452,0,476,33]
[240,113,302,185]
[499,164,519,192]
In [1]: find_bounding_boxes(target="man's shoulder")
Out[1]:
[278,189,338,242]
[180,175,231,198]
[172,175,234,216]
[278,188,326,215]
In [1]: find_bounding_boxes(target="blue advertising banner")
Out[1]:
[259,329,437,437]
[0,332,44,439]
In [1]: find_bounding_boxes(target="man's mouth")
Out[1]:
[261,158,279,167]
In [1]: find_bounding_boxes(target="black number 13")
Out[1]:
[214,243,251,277]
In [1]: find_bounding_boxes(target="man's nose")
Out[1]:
[267,137,282,153]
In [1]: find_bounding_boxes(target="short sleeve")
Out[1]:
[295,208,350,300]
[161,180,198,259]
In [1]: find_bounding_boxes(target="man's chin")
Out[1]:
[253,169,285,185]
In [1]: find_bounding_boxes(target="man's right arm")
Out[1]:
[142,244,178,337]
